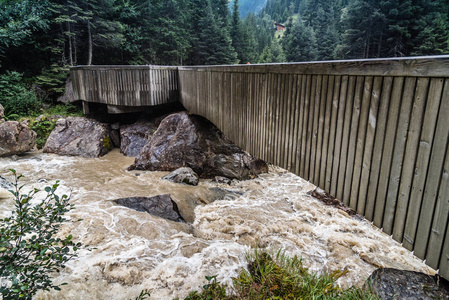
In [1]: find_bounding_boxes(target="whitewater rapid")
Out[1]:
[0,149,434,299]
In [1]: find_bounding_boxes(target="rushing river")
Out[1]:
[0,149,434,299]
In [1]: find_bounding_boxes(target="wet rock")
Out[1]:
[309,188,364,220]
[213,176,232,185]
[114,195,185,223]
[129,112,268,180]
[162,167,199,186]
[0,177,13,190]
[120,121,158,157]
[43,117,112,158]
[367,268,449,299]
[0,121,37,157]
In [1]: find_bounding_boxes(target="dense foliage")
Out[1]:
[0,0,448,98]
[0,170,82,299]
[183,249,378,299]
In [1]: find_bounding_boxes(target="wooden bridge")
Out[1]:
[71,56,449,279]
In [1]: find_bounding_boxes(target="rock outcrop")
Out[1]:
[120,121,159,157]
[162,167,199,186]
[367,268,449,299]
[43,117,112,158]
[129,112,268,180]
[113,195,185,223]
[0,121,36,157]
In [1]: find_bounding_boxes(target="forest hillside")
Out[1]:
[0,0,448,101]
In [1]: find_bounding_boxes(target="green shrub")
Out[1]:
[30,117,57,149]
[0,71,41,118]
[0,170,82,299]
[181,249,379,300]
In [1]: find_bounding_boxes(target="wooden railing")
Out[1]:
[178,56,449,279]
[71,65,179,107]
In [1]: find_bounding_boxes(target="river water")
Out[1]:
[0,149,434,299]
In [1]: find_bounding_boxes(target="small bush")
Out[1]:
[0,170,82,299]
[0,71,41,118]
[30,117,57,149]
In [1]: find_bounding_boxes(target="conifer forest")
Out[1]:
[1,0,449,99]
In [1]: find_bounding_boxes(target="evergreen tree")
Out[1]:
[283,17,318,61]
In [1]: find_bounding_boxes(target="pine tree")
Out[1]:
[283,17,318,62]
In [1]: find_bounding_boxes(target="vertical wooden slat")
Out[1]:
[287,75,298,171]
[305,75,317,180]
[330,76,347,197]
[392,77,430,240]
[357,77,382,215]
[299,75,311,178]
[320,76,334,188]
[350,76,373,209]
[382,77,416,235]
[365,77,393,220]
[310,75,322,184]
[403,77,445,251]
[373,77,404,227]
[336,76,355,200]
[292,75,303,174]
[414,79,449,259]
[315,75,328,185]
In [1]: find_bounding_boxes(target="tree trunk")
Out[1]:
[87,20,93,65]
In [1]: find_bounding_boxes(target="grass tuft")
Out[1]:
[182,248,379,300]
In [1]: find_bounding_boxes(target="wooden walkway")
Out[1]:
[71,56,449,279]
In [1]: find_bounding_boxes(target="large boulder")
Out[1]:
[113,195,185,223]
[120,121,159,157]
[43,117,112,158]
[0,121,36,157]
[367,268,449,299]
[128,112,268,180]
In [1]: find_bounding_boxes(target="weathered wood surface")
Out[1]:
[178,56,449,280]
[71,65,179,106]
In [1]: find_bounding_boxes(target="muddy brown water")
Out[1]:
[0,149,434,299]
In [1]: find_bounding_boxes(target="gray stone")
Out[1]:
[113,195,185,223]
[162,167,199,186]
[0,121,36,157]
[367,268,449,300]
[43,117,112,158]
[0,177,13,190]
[120,121,159,157]
[129,112,268,180]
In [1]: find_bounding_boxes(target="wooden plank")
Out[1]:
[414,79,449,259]
[180,56,449,77]
[315,75,328,185]
[299,75,311,178]
[392,77,430,240]
[350,76,374,210]
[291,75,302,174]
[325,76,340,192]
[265,73,275,163]
[305,75,318,180]
[283,74,294,169]
[373,77,404,228]
[330,76,347,197]
[382,77,416,235]
[310,75,322,184]
[343,76,364,206]
[403,77,444,251]
[287,75,298,171]
[357,77,382,215]
[320,76,334,188]
[439,218,449,279]
[296,75,307,175]
[337,75,355,200]
[275,73,286,166]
